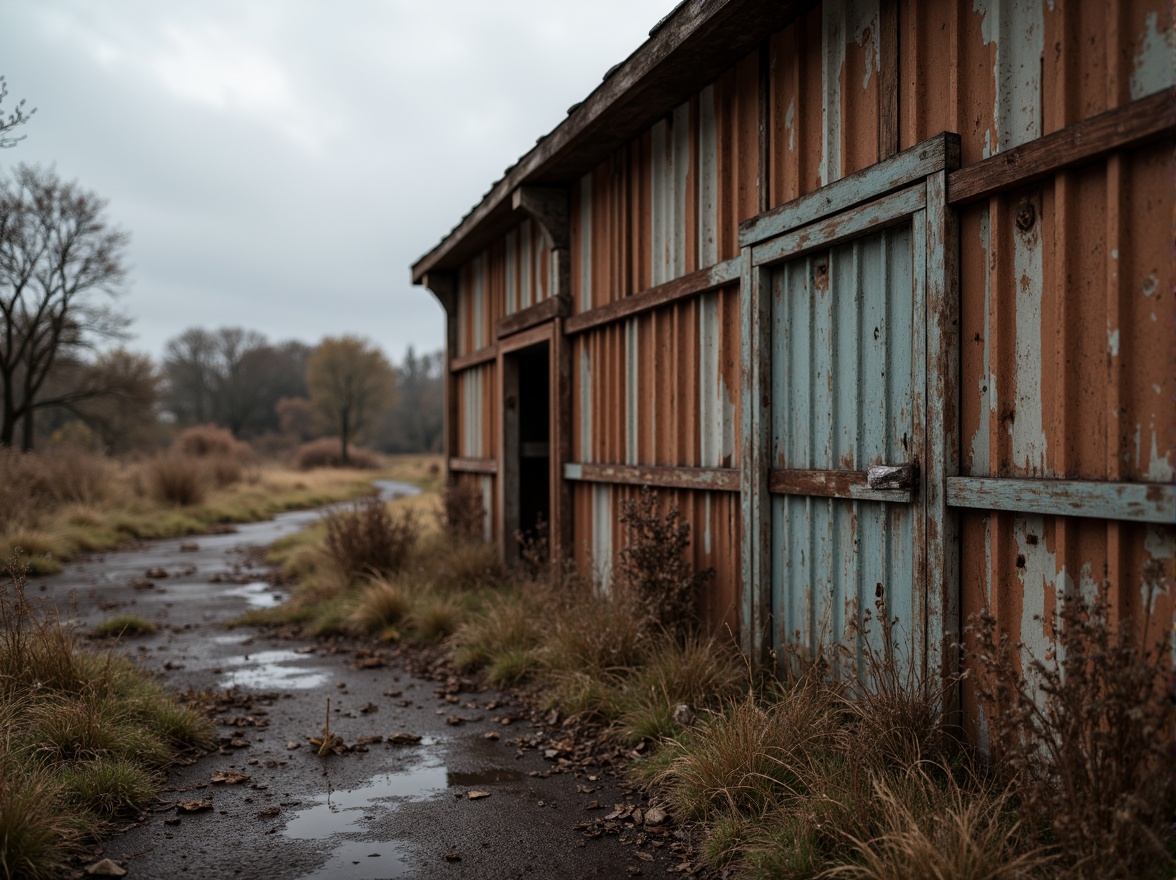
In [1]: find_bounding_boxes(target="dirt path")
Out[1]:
[37,488,682,880]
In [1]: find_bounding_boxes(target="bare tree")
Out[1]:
[307,335,394,465]
[0,164,130,449]
[0,77,35,149]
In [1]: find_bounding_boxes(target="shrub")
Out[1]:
[145,454,206,506]
[615,486,713,635]
[171,424,251,460]
[971,568,1175,879]
[438,480,485,540]
[293,438,381,470]
[322,497,419,579]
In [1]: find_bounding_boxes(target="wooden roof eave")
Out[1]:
[410,0,816,286]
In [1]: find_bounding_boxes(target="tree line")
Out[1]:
[0,81,441,458]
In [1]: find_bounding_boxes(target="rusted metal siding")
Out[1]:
[570,483,742,632]
[430,0,1173,711]
[455,363,497,460]
[456,224,553,355]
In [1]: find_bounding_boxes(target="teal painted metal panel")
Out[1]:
[770,223,922,670]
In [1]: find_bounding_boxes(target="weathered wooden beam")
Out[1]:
[768,468,915,504]
[564,257,740,335]
[947,91,1174,205]
[422,272,459,482]
[411,0,816,282]
[563,462,740,493]
[449,344,497,373]
[946,476,1176,525]
[750,183,925,266]
[739,132,959,247]
[511,186,570,251]
[449,457,498,475]
[878,0,899,160]
[495,295,570,339]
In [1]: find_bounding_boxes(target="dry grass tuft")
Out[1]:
[145,454,207,506]
[438,480,485,540]
[92,615,157,639]
[347,578,412,634]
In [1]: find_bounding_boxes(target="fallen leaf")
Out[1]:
[355,656,385,669]
[210,771,250,785]
[359,702,379,714]
[634,851,654,862]
[383,689,402,697]
[176,800,213,812]
[446,716,464,726]
[293,646,316,654]
[257,806,281,818]
[483,731,500,740]
[443,851,462,862]
[286,741,301,750]
[467,790,490,800]
[387,732,422,745]
[84,859,127,877]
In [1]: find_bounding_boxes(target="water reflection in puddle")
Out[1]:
[223,581,284,608]
[286,760,445,879]
[218,649,328,690]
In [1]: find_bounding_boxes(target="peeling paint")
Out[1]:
[785,96,796,152]
[1107,327,1120,358]
[975,0,1044,153]
[579,345,592,463]
[1014,515,1063,659]
[971,211,995,472]
[1145,526,1175,561]
[1010,199,1048,474]
[480,475,493,541]
[592,484,612,590]
[1146,426,1175,481]
[1141,273,1157,298]
[1130,11,1173,100]
[698,85,718,267]
[578,174,592,312]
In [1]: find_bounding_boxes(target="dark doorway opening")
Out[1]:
[503,341,550,562]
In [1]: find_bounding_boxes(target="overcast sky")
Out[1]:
[0,0,672,363]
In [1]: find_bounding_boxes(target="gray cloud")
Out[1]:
[0,0,669,360]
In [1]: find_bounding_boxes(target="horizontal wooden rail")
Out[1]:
[448,457,497,475]
[449,345,497,373]
[564,258,741,336]
[563,462,739,492]
[496,295,569,339]
[946,476,1175,524]
[740,133,959,246]
[751,183,925,267]
[768,468,914,504]
[948,91,1174,205]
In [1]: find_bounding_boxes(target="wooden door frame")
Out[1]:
[496,320,569,565]
[739,133,960,688]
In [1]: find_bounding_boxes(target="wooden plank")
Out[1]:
[495,295,569,339]
[564,258,741,335]
[946,477,1176,525]
[739,133,959,247]
[498,321,552,354]
[924,167,960,709]
[768,468,915,504]
[948,91,1175,205]
[563,462,740,493]
[450,344,497,373]
[877,0,899,160]
[751,183,925,267]
[449,457,498,475]
[740,254,771,662]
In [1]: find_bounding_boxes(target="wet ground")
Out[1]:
[36,483,681,880]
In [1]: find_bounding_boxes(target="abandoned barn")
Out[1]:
[412,0,1174,736]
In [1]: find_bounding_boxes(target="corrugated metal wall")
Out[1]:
[439,0,1173,706]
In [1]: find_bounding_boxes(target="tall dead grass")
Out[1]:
[0,558,211,877]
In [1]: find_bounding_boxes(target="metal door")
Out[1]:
[769,221,926,670]
[740,137,959,683]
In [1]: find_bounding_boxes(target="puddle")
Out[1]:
[212,633,250,645]
[373,480,421,500]
[447,767,526,787]
[298,839,413,879]
[286,759,445,877]
[223,581,285,608]
[218,649,328,690]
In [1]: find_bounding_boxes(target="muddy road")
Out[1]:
[37,484,681,880]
